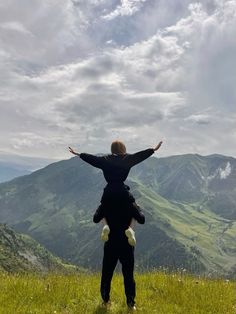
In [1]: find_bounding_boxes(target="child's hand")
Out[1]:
[153,141,163,151]
[68,146,80,156]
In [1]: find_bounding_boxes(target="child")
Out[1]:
[69,140,163,245]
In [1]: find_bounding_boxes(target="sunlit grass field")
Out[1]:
[0,271,235,314]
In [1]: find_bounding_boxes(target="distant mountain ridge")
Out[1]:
[131,153,236,219]
[0,162,31,183]
[0,153,56,183]
[0,153,235,277]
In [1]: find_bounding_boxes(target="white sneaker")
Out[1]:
[125,227,136,246]
[128,304,137,311]
[101,300,111,308]
[101,225,110,242]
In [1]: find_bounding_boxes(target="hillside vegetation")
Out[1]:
[0,223,76,274]
[0,154,236,276]
[0,271,235,314]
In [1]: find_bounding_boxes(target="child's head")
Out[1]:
[111,140,126,155]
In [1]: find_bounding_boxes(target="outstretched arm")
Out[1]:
[153,141,163,152]
[127,141,163,167]
[68,146,105,169]
[69,146,80,156]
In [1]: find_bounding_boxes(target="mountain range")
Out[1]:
[0,162,31,183]
[0,153,235,277]
[0,153,55,183]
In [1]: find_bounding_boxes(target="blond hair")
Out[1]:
[111,140,126,155]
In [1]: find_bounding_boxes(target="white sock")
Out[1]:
[125,227,136,246]
[101,225,110,242]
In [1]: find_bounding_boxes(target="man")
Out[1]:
[68,140,163,310]
[93,201,145,311]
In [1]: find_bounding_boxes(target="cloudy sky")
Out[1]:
[0,0,236,165]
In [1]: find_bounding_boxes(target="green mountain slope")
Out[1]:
[0,154,235,277]
[130,154,236,219]
[133,182,236,275]
[0,223,76,273]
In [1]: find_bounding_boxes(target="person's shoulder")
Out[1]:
[103,154,114,161]
[96,153,109,158]
[106,153,128,157]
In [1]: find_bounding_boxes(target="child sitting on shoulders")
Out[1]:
[69,140,162,245]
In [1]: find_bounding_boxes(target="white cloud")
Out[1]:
[0,0,235,162]
[0,21,32,35]
[185,114,210,124]
[103,0,148,20]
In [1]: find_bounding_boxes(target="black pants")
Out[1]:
[101,239,135,306]
[101,184,135,204]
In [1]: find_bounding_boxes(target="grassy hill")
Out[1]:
[0,271,235,313]
[0,154,235,276]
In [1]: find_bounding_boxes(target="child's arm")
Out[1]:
[69,146,80,156]
[68,146,105,169]
[127,141,163,168]
[153,141,163,152]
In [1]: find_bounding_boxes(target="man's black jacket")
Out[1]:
[93,203,145,241]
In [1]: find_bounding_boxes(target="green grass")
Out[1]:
[0,271,235,314]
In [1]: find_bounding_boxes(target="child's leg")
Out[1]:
[125,224,136,246]
[94,203,110,242]
[129,218,136,229]
[102,218,108,225]
[125,207,137,246]
[101,217,110,242]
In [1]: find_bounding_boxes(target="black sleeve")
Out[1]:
[80,153,105,169]
[127,148,154,168]
[132,205,145,224]
[93,205,105,223]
